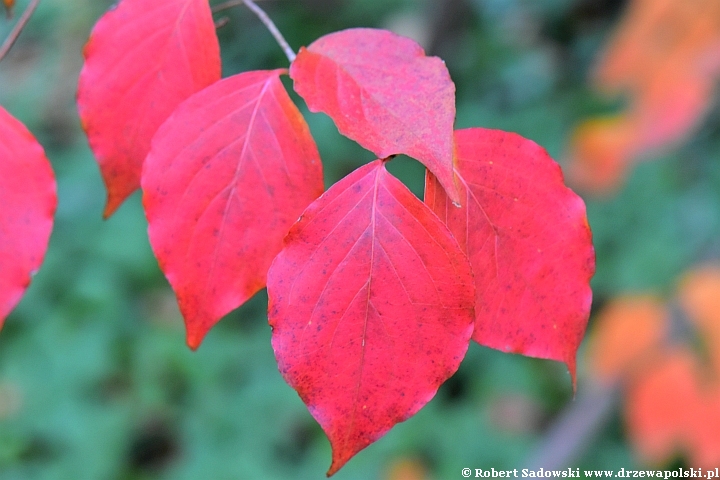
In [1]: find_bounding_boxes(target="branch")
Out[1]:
[523,381,620,470]
[212,0,295,63]
[0,0,41,64]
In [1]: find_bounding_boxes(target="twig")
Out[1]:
[523,380,620,470]
[215,16,230,29]
[242,0,295,63]
[212,0,296,63]
[0,0,41,64]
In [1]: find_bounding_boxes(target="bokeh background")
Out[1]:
[2,0,720,478]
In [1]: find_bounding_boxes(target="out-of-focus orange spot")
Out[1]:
[678,265,720,373]
[626,349,699,466]
[384,457,429,480]
[594,266,720,468]
[567,116,638,194]
[626,347,720,469]
[690,387,720,470]
[566,0,720,193]
[587,295,667,383]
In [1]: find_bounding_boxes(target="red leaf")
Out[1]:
[267,160,475,476]
[143,70,323,350]
[289,28,459,203]
[0,106,56,327]
[425,128,595,385]
[78,0,221,217]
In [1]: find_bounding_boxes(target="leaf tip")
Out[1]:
[102,203,117,220]
[102,187,127,219]
[567,357,578,396]
[439,168,462,207]
[185,328,206,351]
[326,452,349,477]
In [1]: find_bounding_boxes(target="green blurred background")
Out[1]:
[2,0,720,478]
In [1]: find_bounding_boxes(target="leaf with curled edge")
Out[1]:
[267,160,475,476]
[290,28,460,204]
[425,128,595,387]
[143,70,323,349]
[78,0,221,217]
[0,106,56,328]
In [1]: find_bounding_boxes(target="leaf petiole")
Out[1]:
[213,0,296,63]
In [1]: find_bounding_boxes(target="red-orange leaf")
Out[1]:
[0,106,56,327]
[143,70,323,349]
[289,28,459,203]
[425,128,595,385]
[78,0,221,217]
[267,160,475,476]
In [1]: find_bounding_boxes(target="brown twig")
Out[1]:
[0,0,41,64]
[212,0,295,63]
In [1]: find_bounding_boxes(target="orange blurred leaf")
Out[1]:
[614,266,720,468]
[626,349,700,466]
[566,0,720,193]
[384,458,429,480]
[678,265,720,373]
[587,295,668,383]
[689,387,720,469]
[626,348,720,469]
[566,116,639,194]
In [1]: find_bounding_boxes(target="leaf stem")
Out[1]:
[0,0,40,64]
[242,0,296,63]
[212,0,296,64]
